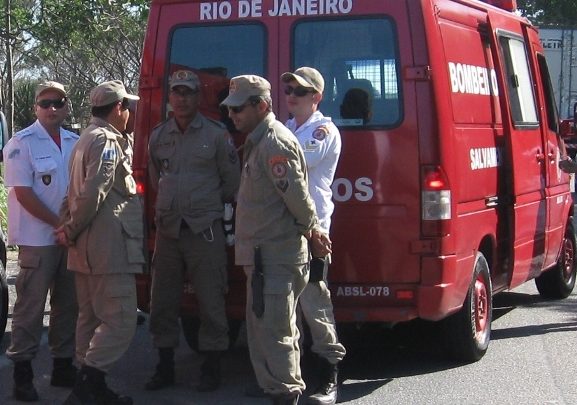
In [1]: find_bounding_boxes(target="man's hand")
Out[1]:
[310,228,332,258]
[54,226,73,247]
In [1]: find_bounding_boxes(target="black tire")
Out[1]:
[180,315,242,352]
[0,259,8,344]
[442,252,492,363]
[535,221,577,299]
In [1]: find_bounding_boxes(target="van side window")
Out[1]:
[536,54,559,133]
[292,18,401,128]
[498,36,539,126]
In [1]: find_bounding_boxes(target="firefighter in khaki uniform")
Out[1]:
[221,75,332,405]
[57,80,143,405]
[281,67,345,405]
[145,70,240,393]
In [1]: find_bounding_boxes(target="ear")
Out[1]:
[313,92,323,104]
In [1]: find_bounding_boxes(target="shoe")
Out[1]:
[13,361,39,402]
[64,365,132,405]
[51,357,78,387]
[197,351,221,392]
[145,348,175,391]
[306,359,339,405]
[244,382,266,398]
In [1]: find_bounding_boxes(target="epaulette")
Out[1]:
[205,116,226,129]
[13,127,34,139]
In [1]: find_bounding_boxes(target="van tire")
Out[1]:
[180,315,241,352]
[535,221,577,299]
[0,259,8,344]
[442,252,492,363]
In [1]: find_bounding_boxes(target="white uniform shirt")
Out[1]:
[286,111,342,233]
[3,120,79,246]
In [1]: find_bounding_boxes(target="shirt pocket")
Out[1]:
[33,157,58,187]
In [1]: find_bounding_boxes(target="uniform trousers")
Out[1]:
[74,272,137,373]
[7,245,77,362]
[299,258,346,364]
[149,222,229,351]
[244,262,308,396]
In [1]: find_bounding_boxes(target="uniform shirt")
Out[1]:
[148,113,240,239]
[235,112,318,265]
[286,111,342,233]
[61,117,144,274]
[3,120,79,246]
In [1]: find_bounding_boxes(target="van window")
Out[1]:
[292,18,401,128]
[498,36,538,126]
[168,24,266,119]
[536,53,559,132]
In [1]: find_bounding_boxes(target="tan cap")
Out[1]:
[90,80,139,108]
[281,67,324,93]
[35,81,67,100]
[169,70,200,91]
[220,75,271,107]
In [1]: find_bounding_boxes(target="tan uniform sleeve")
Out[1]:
[64,134,119,241]
[262,136,317,235]
[216,131,240,202]
[148,130,161,192]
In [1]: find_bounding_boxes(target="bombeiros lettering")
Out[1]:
[448,62,499,96]
[200,0,354,20]
[332,177,373,202]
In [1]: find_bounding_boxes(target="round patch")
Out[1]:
[312,127,328,141]
[272,162,288,178]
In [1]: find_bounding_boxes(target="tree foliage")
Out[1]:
[517,0,577,26]
[1,0,148,130]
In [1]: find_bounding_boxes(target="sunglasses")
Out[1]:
[37,98,67,109]
[284,85,315,97]
[170,88,199,97]
[228,99,259,114]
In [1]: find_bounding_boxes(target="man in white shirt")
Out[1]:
[281,67,346,405]
[3,81,79,402]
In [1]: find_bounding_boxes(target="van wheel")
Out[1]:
[180,315,241,352]
[0,260,8,344]
[442,252,492,363]
[535,221,577,299]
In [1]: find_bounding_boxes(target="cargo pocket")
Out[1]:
[101,280,137,329]
[120,220,145,264]
[263,274,293,328]
[16,251,41,291]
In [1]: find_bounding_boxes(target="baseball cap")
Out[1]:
[169,70,200,91]
[220,75,271,107]
[281,67,324,93]
[35,81,67,100]
[90,80,139,108]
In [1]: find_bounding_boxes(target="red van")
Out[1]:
[133,0,577,362]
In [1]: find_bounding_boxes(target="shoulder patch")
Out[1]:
[269,155,289,178]
[102,147,117,162]
[312,126,329,141]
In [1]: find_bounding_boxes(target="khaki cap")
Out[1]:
[169,70,200,91]
[35,81,67,100]
[281,67,324,93]
[90,80,139,108]
[220,75,271,107]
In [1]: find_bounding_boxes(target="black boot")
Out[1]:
[272,393,300,405]
[197,351,221,392]
[306,359,338,405]
[13,360,39,402]
[63,365,132,405]
[145,347,175,390]
[51,357,78,387]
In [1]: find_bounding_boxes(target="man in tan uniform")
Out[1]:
[221,75,332,405]
[57,80,144,405]
[146,70,240,392]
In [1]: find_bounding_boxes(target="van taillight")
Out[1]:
[422,166,451,222]
[133,168,146,195]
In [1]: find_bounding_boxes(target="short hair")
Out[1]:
[340,88,372,123]
[91,98,128,119]
[249,95,273,113]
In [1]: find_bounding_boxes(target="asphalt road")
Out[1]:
[2,248,577,404]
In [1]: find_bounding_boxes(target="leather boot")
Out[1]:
[271,392,300,405]
[63,365,132,405]
[51,357,78,387]
[13,360,39,402]
[306,359,338,405]
[145,348,175,390]
[197,350,221,392]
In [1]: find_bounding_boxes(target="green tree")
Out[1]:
[517,0,577,26]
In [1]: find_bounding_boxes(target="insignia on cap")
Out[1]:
[174,70,195,80]
[229,80,238,94]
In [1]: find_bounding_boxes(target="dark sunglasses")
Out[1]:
[37,98,67,109]
[120,98,130,111]
[170,88,199,97]
[284,85,314,97]
[228,99,259,114]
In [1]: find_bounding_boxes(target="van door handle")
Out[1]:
[535,152,545,163]
[485,196,499,207]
